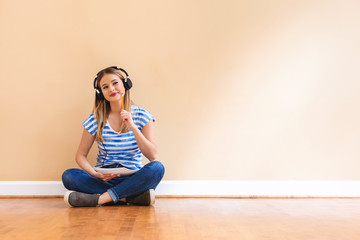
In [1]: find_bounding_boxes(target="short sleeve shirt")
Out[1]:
[82,105,155,170]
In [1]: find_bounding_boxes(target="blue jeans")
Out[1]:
[62,161,165,203]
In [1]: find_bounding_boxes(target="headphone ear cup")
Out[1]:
[123,78,133,90]
[95,88,104,99]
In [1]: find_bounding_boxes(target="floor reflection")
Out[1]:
[62,205,157,239]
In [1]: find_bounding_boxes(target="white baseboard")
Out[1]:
[1,181,360,197]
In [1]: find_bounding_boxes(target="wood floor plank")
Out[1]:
[0,198,360,240]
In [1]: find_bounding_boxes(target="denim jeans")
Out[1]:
[62,161,165,203]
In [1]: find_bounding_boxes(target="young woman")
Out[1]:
[62,66,165,207]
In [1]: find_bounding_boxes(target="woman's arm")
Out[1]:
[76,128,117,181]
[75,128,97,174]
[120,110,157,161]
[131,120,158,161]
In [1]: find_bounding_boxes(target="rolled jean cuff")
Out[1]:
[107,189,119,203]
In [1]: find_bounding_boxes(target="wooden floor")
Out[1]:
[1,198,360,240]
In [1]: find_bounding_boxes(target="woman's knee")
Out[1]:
[145,161,165,180]
[148,161,164,173]
[62,168,79,189]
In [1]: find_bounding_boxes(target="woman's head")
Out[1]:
[94,67,132,100]
[93,67,133,142]
[97,73,126,102]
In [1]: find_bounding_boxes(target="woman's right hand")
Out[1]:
[92,172,119,182]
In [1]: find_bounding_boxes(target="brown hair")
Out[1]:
[93,67,133,142]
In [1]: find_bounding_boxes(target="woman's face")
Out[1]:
[99,73,125,102]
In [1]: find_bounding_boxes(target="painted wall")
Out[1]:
[1,0,359,181]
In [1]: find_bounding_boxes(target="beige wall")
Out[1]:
[1,0,359,181]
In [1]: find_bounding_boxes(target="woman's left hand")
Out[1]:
[120,109,136,129]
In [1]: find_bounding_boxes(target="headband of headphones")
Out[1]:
[93,66,133,98]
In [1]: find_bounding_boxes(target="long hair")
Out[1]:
[93,67,133,142]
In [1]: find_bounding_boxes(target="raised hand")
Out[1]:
[120,109,136,129]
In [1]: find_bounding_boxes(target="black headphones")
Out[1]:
[93,66,133,99]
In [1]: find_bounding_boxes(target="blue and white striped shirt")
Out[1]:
[82,105,155,171]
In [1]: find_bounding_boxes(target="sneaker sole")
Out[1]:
[149,189,155,205]
[64,190,75,207]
